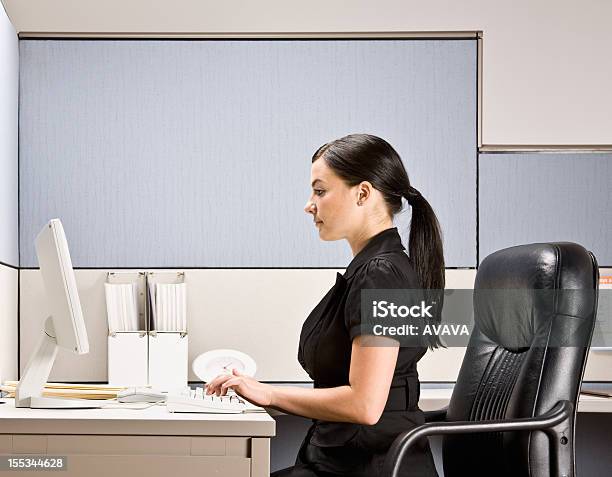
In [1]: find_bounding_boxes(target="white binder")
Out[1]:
[146,271,188,392]
[107,331,148,386]
[106,272,148,386]
[148,331,188,392]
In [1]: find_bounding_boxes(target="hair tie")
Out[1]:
[404,186,422,206]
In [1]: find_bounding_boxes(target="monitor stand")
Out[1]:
[15,316,101,409]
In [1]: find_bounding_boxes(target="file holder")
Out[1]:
[146,271,188,392]
[106,272,148,386]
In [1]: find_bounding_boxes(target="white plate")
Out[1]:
[192,349,257,383]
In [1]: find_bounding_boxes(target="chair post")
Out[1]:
[544,401,574,477]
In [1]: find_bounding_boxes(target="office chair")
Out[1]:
[383,242,600,477]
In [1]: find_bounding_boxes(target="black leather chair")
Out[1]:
[383,242,600,477]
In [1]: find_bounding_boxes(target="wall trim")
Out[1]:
[480,145,612,153]
[17,31,481,39]
[18,266,479,271]
[0,260,18,270]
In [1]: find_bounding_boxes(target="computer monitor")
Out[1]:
[15,219,99,408]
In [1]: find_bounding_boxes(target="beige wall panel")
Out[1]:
[20,268,341,381]
[0,263,18,383]
[20,269,115,382]
[445,269,476,289]
[3,0,612,145]
[22,267,607,382]
[183,269,339,382]
[583,350,612,382]
[418,347,467,383]
[417,269,474,381]
[20,268,477,382]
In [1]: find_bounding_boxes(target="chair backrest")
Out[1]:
[443,242,599,477]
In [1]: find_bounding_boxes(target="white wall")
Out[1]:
[0,1,18,384]
[0,265,18,382]
[2,0,612,146]
[0,1,18,266]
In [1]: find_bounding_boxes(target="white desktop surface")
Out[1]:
[3,388,611,422]
[263,385,612,416]
[417,387,612,414]
[0,399,275,436]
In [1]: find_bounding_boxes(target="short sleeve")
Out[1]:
[344,257,406,341]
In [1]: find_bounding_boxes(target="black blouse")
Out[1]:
[297,227,429,453]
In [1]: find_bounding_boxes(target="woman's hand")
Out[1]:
[205,368,274,407]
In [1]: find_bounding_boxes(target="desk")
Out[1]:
[0,399,275,477]
[265,384,612,417]
[417,386,612,413]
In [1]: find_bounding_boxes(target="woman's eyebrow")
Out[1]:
[311,179,325,187]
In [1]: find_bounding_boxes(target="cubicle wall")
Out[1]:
[18,39,477,268]
[0,4,18,267]
[477,151,612,381]
[479,152,612,266]
[0,3,19,383]
[17,38,478,382]
[0,265,18,383]
[16,39,612,383]
[19,269,475,382]
[18,266,612,382]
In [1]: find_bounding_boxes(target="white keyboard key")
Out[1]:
[166,391,248,414]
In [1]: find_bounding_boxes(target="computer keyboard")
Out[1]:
[166,387,263,414]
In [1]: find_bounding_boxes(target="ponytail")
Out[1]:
[404,186,445,348]
[309,133,446,348]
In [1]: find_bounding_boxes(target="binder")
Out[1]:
[146,271,188,392]
[106,272,148,386]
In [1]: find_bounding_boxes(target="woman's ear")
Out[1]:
[356,181,372,206]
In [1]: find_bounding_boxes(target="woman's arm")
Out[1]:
[205,335,399,425]
[272,336,399,424]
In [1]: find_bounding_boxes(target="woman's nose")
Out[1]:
[304,201,316,215]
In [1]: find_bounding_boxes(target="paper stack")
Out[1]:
[104,282,139,332]
[0,381,123,400]
[149,282,187,331]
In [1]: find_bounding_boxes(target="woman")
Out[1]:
[205,134,444,476]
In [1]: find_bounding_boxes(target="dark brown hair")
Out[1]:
[313,134,445,348]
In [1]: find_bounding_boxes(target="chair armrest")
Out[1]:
[423,407,448,422]
[383,400,573,477]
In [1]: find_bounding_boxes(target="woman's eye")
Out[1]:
[314,189,325,196]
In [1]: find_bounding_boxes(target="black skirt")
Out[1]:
[272,417,439,477]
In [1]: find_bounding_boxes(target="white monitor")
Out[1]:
[15,219,99,408]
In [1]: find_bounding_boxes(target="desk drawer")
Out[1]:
[2,435,267,476]
[2,455,251,477]
[44,435,249,456]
